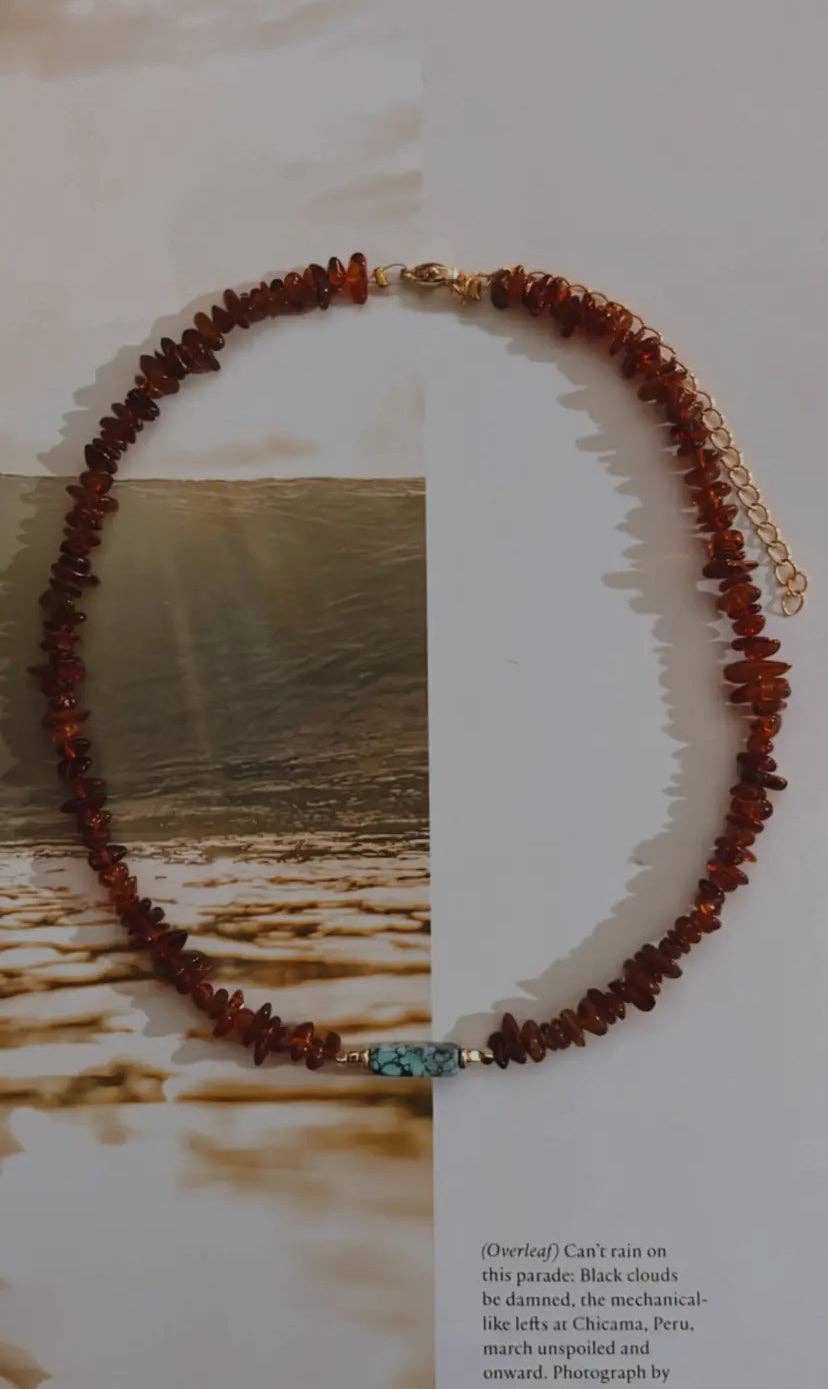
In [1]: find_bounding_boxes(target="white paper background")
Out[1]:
[425,8,828,1388]
[2,3,827,1386]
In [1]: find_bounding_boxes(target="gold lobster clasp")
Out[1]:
[372,261,490,302]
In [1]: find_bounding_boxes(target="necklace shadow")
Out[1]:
[0,278,266,788]
[399,290,733,1047]
[2,283,735,1070]
[0,282,262,896]
[0,283,346,1069]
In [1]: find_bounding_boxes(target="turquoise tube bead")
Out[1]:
[367,1041,460,1078]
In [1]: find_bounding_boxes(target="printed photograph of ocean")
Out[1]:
[0,475,433,1389]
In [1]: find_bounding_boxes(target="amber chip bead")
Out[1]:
[346,253,368,305]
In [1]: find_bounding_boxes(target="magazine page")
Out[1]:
[1,5,825,1388]
[427,11,827,1385]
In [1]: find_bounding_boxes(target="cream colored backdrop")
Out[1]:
[2,4,827,1389]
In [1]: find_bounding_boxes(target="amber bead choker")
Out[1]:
[33,254,806,1079]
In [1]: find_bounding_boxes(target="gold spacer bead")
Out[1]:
[459,1046,495,1067]
[335,1048,370,1067]
[371,262,406,290]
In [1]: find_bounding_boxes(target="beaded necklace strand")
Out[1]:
[32,254,805,1079]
